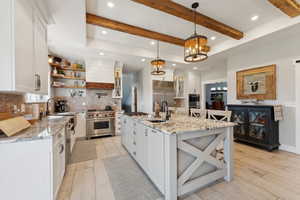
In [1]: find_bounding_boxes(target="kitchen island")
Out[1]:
[121,114,235,200]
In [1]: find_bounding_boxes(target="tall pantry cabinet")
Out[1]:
[0,0,49,95]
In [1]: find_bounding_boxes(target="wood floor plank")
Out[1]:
[70,167,96,200]
[94,159,116,200]
[57,137,300,200]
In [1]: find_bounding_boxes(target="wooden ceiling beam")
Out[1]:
[86,13,185,46]
[268,0,300,17]
[131,0,244,40]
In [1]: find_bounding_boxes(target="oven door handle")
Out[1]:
[94,119,109,123]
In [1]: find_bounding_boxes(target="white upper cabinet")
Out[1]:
[34,13,49,95]
[86,59,114,83]
[0,0,49,94]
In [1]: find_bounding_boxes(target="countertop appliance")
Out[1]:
[86,109,115,139]
[55,100,69,113]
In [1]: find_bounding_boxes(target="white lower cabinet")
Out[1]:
[147,128,165,193]
[136,123,148,173]
[53,128,66,198]
[0,128,66,200]
[121,117,165,194]
[75,112,86,139]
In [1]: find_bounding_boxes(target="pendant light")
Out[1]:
[184,2,209,62]
[151,41,166,75]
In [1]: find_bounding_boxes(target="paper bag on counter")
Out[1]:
[0,116,31,137]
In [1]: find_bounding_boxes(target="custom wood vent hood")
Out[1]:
[86,82,114,90]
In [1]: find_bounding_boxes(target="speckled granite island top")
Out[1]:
[130,115,236,134]
[0,116,72,144]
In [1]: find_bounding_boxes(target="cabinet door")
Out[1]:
[147,128,165,193]
[130,120,137,158]
[52,141,60,197]
[121,116,127,147]
[230,107,248,140]
[14,0,35,92]
[136,124,148,172]
[248,108,270,144]
[75,112,86,138]
[34,14,49,94]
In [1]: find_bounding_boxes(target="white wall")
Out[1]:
[225,34,300,152]
[199,26,300,153]
[201,65,227,83]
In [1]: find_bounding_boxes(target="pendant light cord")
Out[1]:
[194,7,197,35]
[157,40,159,59]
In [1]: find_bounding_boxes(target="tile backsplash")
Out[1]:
[0,93,46,118]
[0,94,25,113]
[54,89,121,112]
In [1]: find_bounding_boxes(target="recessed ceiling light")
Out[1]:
[251,15,259,21]
[210,36,216,40]
[99,52,104,56]
[150,41,155,45]
[193,67,198,70]
[141,58,146,62]
[107,2,115,8]
[172,63,176,67]
[101,30,107,35]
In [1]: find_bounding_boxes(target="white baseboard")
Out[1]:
[279,144,299,154]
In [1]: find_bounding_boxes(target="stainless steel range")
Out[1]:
[86,109,115,139]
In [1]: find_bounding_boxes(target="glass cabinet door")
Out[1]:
[248,108,269,143]
[231,109,248,139]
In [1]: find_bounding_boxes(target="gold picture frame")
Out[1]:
[236,64,276,100]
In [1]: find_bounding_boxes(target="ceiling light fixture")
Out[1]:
[99,52,104,56]
[141,58,146,62]
[150,41,156,45]
[210,36,216,40]
[184,2,209,63]
[101,30,107,35]
[193,67,198,70]
[151,41,166,75]
[172,63,176,67]
[107,2,115,8]
[251,15,259,21]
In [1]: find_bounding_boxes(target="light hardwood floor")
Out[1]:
[57,136,300,200]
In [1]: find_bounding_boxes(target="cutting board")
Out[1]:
[0,116,31,137]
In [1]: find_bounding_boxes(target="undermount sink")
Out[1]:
[47,115,64,120]
[147,119,166,123]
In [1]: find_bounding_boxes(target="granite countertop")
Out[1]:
[130,115,236,134]
[0,116,72,144]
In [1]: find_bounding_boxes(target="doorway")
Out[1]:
[204,82,227,110]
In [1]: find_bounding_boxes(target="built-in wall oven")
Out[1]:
[86,110,115,139]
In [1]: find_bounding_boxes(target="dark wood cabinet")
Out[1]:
[227,105,279,151]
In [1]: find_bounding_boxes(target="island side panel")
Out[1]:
[224,126,234,182]
[164,133,178,200]
[176,128,233,196]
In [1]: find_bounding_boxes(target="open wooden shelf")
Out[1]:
[49,63,86,72]
[51,74,86,81]
[52,85,86,89]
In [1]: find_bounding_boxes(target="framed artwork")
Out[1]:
[236,64,276,100]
